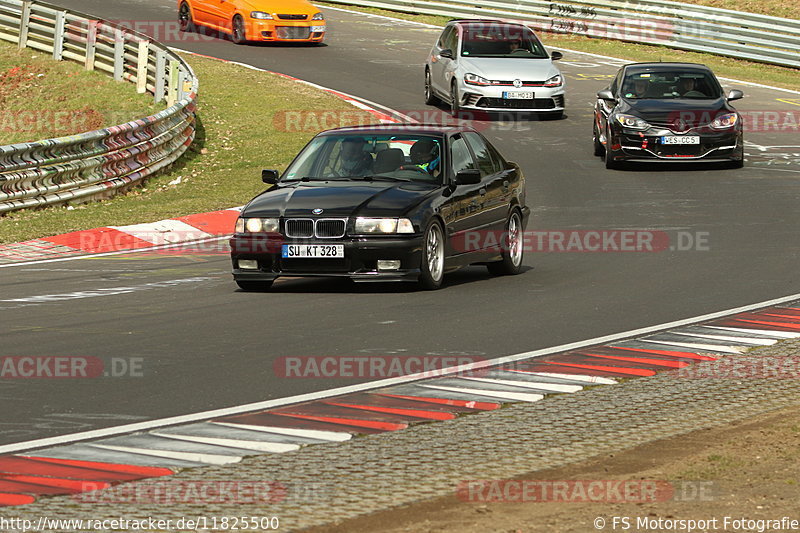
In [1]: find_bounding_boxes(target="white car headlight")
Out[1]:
[250,11,273,19]
[711,112,738,129]
[544,74,562,87]
[464,73,491,86]
[311,12,324,20]
[242,218,279,233]
[615,114,651,130]
[355,218,415,234]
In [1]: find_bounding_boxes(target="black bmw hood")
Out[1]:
[618,97,732,124]
[243,180,438,218]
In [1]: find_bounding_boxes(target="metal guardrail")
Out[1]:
[0,0,198,214]
[325,0,800,69]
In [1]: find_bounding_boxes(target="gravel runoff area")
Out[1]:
[3,338,800,532]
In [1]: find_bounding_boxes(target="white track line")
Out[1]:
[2,291,799,455]
[211,422,352,442]
[419,384,545,403]
[150,432,299,453]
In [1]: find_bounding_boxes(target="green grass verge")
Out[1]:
[0,53,374,244]
[0,41,163,145]
[316,1,800,91]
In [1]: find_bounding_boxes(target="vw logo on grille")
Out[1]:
[312,208,324,215]
[513,79,523,88]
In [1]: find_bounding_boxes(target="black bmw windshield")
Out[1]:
[281,134,445,185]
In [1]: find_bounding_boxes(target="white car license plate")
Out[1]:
[502,91,534,100]
[661,136,700,145]
[282,244,344,258]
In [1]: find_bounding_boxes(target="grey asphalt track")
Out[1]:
[1,0,798,446]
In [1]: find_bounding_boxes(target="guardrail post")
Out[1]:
[84,20,98,70]
[167,60,179,106]
[154,49,167,104]
[136,40,149,94]
[18,1,32,49]
[180,71,192,101]
[113,28,125,81]
[52,10,66,60]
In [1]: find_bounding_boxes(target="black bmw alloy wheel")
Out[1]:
[419,220,445,290]
[487,209,524,276]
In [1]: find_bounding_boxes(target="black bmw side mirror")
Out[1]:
[551,51,563,60]
[454,169,481,185]
[262,169,279,184]
[439,49,454,59]
[726,89,744,101]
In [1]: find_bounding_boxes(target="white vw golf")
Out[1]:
[424,19,566,118]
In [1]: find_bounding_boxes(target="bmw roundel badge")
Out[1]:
[312,208,324,215]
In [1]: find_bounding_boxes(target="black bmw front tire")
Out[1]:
[419,220,445,290]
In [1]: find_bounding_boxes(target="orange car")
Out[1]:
[178,0,325,44]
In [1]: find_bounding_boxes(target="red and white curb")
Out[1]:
[0,209,242,264]
[1,300,798,506]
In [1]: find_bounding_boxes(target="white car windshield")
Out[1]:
[460,26,548,59]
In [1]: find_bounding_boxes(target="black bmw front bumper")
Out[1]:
[230,234,424,282]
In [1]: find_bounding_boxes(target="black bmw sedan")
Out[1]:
[593,62,744,169]
[230,124,529,290]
